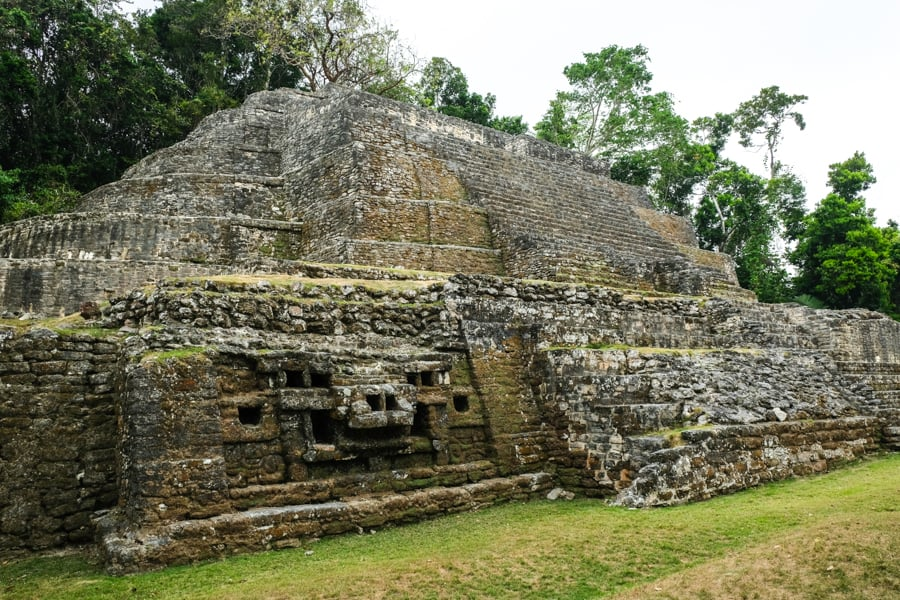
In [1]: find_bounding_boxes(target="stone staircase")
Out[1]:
[475,173,745,296]
[834,361,900,449]
[545,340,875,498]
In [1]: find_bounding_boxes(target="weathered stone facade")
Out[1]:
[0,87,751,315]
[0,88,897,572]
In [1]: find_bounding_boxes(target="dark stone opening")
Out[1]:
[310,372,332,388]
[366,394,382,411]
[385,394,399,411]
[420,371,435,387]
[238,405,262,426]
[310,410,336,444]
[285,370,305,388]
[411,406,429,436]
[406,372,418,386]
[453,395,470,413]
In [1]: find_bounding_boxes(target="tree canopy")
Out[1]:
[415,57,526,134]
[220,0,416,97]
[792,153,896,311]
[0,0,182,217]
[733,85,807,179]
[536,46,721,217]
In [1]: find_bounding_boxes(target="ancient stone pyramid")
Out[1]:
[0,87,896,572]
[0,86,751,315]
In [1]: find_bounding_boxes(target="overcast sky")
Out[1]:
[133,0,898,224]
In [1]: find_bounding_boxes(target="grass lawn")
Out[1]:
[1,454,897,599]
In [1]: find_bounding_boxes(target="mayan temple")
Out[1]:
[0,87,897,572]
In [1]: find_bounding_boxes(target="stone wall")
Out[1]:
[90,273,558,570]
[0,271,897,570]
[0,259,234,315]
[0,327,120,550]
[77,175,287,219]
[446,275,899,499]
[616,417,880,507]
[99,472,551,573]
[0,214,305,264]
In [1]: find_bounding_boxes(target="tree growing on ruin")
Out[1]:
[220,0,416,97]
[534,93,578,148]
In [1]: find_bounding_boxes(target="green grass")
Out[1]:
[51,327,119,338]
[1,454,897,599]
[141,346,208,363]
[639,423,716,446]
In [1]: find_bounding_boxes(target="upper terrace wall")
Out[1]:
[0,259,228,315]
[0,87,747,314]
[0,214,305,263]
[326,90,741,294]
[76,175,287,220]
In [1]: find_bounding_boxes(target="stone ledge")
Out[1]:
[615,417,880,508]
[97,472,553,573]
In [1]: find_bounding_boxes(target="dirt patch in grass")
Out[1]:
[612,511,899,600]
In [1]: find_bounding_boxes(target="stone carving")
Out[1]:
[0,88,896,572]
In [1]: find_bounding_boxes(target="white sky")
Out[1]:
[133,0,899,225]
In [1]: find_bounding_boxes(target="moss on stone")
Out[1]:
[53,327,119,339]
[545,344,763,356]
[171,274,444,294]
[640,424,716,446]
[142,346,208,364]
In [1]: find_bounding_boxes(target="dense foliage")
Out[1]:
[536,48,897,311]
[792,153,896,312]
[415,57,526,134]
[1,2,896,315]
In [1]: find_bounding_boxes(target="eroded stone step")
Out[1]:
[98,472,553,573]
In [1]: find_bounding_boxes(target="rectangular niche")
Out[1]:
[411,406,430,436]
[366,394,382,411]
[285,370,306,388]
[385,394,399,411]
[284,369,332,389]
[406,370,447,387]
[238,405,262,425]
[310,410,336,444]
[310,372,332,388]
